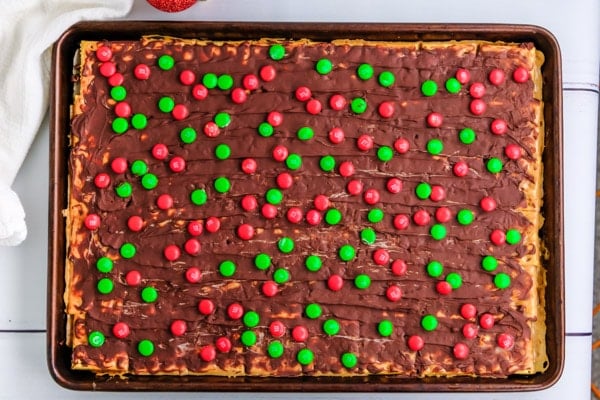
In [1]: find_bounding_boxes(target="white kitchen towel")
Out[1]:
[0,0,133,246]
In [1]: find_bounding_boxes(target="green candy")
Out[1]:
[305,303,322,319]
[217,74,234,90]
[158,96,175,112]
[367,208,384,223]
[338,244,356,262]
[243,311,260,328]
[482,255,498,272]
[354,274,371,289]
[378,319,393,337]
[215,143,231,160]
[115,182,132,198]
[112,117,128,134]
[350,97,367,114]
[214,112,231,128]
[219,260,236,277]
[506,229,522,244]
[315,58,333,75]
[273,268,290,284]
[426,260,444,278]
[141,173,158,190]
[268,340,284,358]
[446,272,463,289]
[297,126,314,141]
[494,272,511,289]
[110,85,127,101]
[426,139,443,155]
[457,209,475,225]
[214,177,231,193]
[319,155,336,172]
[297,348,314,365]
[377,146,393,162]
[421,80,438,96]
[202,73,218,89]
[445,77,461,94]
[266,188,283,205]
[325,208,342,225]
[241,330,257,346]
[258,122,274,137]
[378,71,395,87]
[97,278,114,294]
[415,182,432,200]
[138,339,155,356]
[180,127,197,144]
[88,331,105,348]
[430,224,447,240]
[341,352,358,368]
[278,237,295,253]
[157,54,175,70]
[421,315,438,331]
[130,160,148,176]
[254,253,271,270]
[487,157,503,174]
[131,113,147,130]
[286,153,302,170]
[269,44,286,60]
[96,257,114,273]
[141,286,158,303]
[459,127,476,144]
[357,63,374,80]
[120,242,136,259]
[305,255,322,272]
[323,319,340,336]
[190,188,207,205]
[360,228,376,245]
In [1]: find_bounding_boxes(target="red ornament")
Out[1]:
[453,343,470,359]
[436,281,452,295]
[357,134,374,151]
[262,280,278,297]
[125,270,142,286]
[237,224,255,240]
[292,325,309,342]
[243,74,259,90]
[497,333,515,349]
[363,188,380,205]
[313,195,329,211]
[327,274,344,291]
[84,214,101,230]
[156,194,174,210]
[373,249,390,265]
[267,111,284,127]
[108,72,124,87]
[203,121,220,137]
[192,84,208,100]
[169,156,186,172]
[94,173,111,189]
[386,285,402,302]
[127,215,144,232]
[407,335,424,351]
[198,299,215,315]
[513,67,530,83]
[187,220,203,236]
[114,101,132,118]
[260,65,276,81]
[272,145,288,162]
[227,303,244,320]
[394,137,410,154]
[426,112,443,128]
[460,303,477,320]
[111,157,128,174]
[305,209,322,225]
[231,87,247,104]
[199,345,216,362]
[469,82,486,98]
[146,0,197,12]
[393,214,410,230]
[480,196,497,212]
[430,185,446,202]
[479,313,495,329]
[328,127,345,144]
[241,158,257,174]
[164,244,181,261]
[215,336,232,352]
[99,61,116,77]
[306,98,322,115]
[505,144,522,160]
[134,64,151,80]
[295,86,312,102]
[269,321,286,338]
[112,322,130,339]
[172,104,189,120]
[184,238,201,255]
[179,69,196,85]
[241,195,258,212]
[455,68,471,84]
[276,172,294,189]
[412,210,430,226]
[329,94,347,110]
[391,259,408,276]
[96,46,112,62]
[490,229,506,245]
[489,68,505,85]
[346,180,363,196]
[453,160,469,177]
[170,320,187,336]
[470,99,486,115]
[339,161,355,177]
[185,267,202,283]
[286,207,303,224]
[386,178,403,194]
[435,207,452,223]
[151,143,169,160]
[261,203,278,219]
[378,101,395,118]
[205,217,221,233]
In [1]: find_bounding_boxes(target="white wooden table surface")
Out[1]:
[0,0,598,398]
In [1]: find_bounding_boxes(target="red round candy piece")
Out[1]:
[459,323,478,339]
[346,180,363,196]
[169,156,186,172]
[277,172,294,189]
[262,280,278,297]
[286,207,303,224]
[313,195,329,211]
[408,335,424,351]
[267,111,284,127]
[489,68,505,85]
[491,119,507,135]
[112,322,130,339]
[227,303,244,320]
[127,215,144,232]
[84,214,101,230]
[237,223,255,240]
[152,143,169,160]
[192,84,208,100]
[241,158,257,174]
[479,313,495,329]
[242,74,259,90]
[111,157,128,174]
[99,61,116,77]
[469,82,486,98]
[497,333,515,349]
[339,161,355,177]
[272,145,288,162]
[453,343,469,359]
[505,144,522,160]
[435,207,452,223]
[513,67,530,83]
[170,320,187,336]
[329,94,347,110]
[460,303,477,320]
[363,188,380,205]
[426,112,443,128]
[453,160,469,177]
[305,209,322,225]
[203,121,220,137]
[134,64,151,80]
[490,229,506,245]
[386,285,402,302]
[184,238,201,256]
[185,266,202,283]
[96,46,112,62]
[231,87,248,104]
[306,98,322,115]
[198,299,215,315]
[436,281,452,295]
[386,178,403,194]
[261,203,278,219]
[164,244,181,261]
[480,196,497,212]
[205,217,221,233]
[108,72,124,87]
[199,345,216,362]
[378,101,395,118]
[215,336,232,353]
[292,325,308,342]
[295,86,312,102]
[156,193,174,210]
[269,320,286,338]
[179,69,196,85]
[391,259,408,276]
[327,274,344,291]
[114,101,132,118]
[328,127,345,144]
[455,68,471,84]
[373,248,390,265]
[357,134,374,151]
[393,214,410,230]
[241,195,258,212]
[125,270,142,286]
[412,210,430,226]
[394,137,410,154]
[172,104,189,120]
[470,99,486,115]
[94,173,111,189]
[430,185,446,202]
[187,220,203,236]
[260,65,276,81]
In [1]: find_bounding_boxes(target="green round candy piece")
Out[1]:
[305,255,322,272]
[254,253,271,270]
[319,155,336,172]
[297,126,314,141]
[367,208,384,223]
[190,188,207,205]
[415,182,432,200]
[219,260,236,277]
[215,143,231,160]
[357,63,374,80]
[377,146,393,162]
[88,331,105,348]
[286,153,302,170]
[426,139,443,155]
[487,157,503,174]
[157,54,175,70]
[421,315,438,331]
[378,320,393,337]
[494,272,511,289]
[258,122,274,137]
[339,244,356,262]
[268,340,284,358]
[297,348,314,365]
[120,242,136,259]
[96,257,114,273]
[351,97,367,114]
[341,352,358,368]
[360,228,376,245]
[430,224,447,240]
[482,255,498,271]
[217,74,234,90]
[323,319,340,336]
[426,260,444,278]
[203,73,218,89]
[131,113,147,130]
[115,182,132,198]
[325,208,342,225]
[130,160,148,176]
[273,268,290,284]
[158,96,175,112]
[378,71,395,87]
[446,272,463,289]
[278,237,295,254]
[269,44,286,60]
[180,127,197,144]
[214,177,231,193]
[141,286,158,303]
[315,58,333,74]
[506,229,522,245]
[141,173,158,190]
[110,85,127,101]
[459,127,476,144]
[457,209,475,225]
[354,274,371,289]
[241,330,257,346]
[445,77,461,94]
[112,117,129,134]
[97,278,114,294]
[214,112,231,128]
[138,339,155,356]
[305,303,322,319]
[421,80,438,96]
[266,188,283,205]
[243,311,260,328]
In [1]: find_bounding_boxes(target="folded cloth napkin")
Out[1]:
[0,0,133,246]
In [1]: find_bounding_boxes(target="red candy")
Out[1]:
[339,161,355,177]
[237,223,255,240]
[429,185,446,202]
[243,74,259,90]
[216,337,232,352]
[184,238,201,256]
[205,217,221,233]
[363,188,380,205]
[241,158,257,174]
[393,214,410,230]
[313,195,329,211]
[267,111,284,127]
[491,119,507,135]
[412,210,430,226]
[96,46,112,62]
[462,323,478,339]
[460,303,477,320]
[84,214,101,230]
[269,320,286,338]
[169,156,186,172]
[328,127,345,144]
[407,335,424,351]
[386,178,403,194]
[187,220,203,236]
[152,143,169,160]
[329,94,346,110]
[156,193,174,210]
[127,215,144,232]
[170,320,187,336]
[373,249,390,265]
[479,313,495,329]
[125,270,142,286]
[305,209,322,225]
[203,121,220,137]
[513,67,530,83]
[231,87,248,104]
[453,160,469,177]
[172,104,189,120]
[286,207,303,224]
[378,101,395,118]
[490,229,506,245]
[357,134,374,151]
[386,285,402,302]
[108,72,124,87]
[489,68,505,85]
[455,68,471,84]
[260,65,276,81]
[470,99,486,115]
[295,86,312,102]
[292,325,309,342]
[112,322,130,339]
[426,112,443,128]
[435,207,452,223]
[469,82,486,98]
[505,144,522,160]
[179,69,196,85]
[272,145,288,162]
[241,195,258,211]
[185,267,202,283]
[346,180,363,196]
[276,172,294,189]
[199,345,216,362]
[327,274,344,291]
[227,303,244,320]
[198,299,215,315]
[453,343,469,359]
[391,259,408,276]
[192,84,209,100]
[394,137,410,154]
[164,244,181,261]
[480,196,497,212]
[99,61,116,77]
[134,64,151,80]
[114,101,132,118]
[306,98,322,115]
[94,173,111,188]
[497,333,515,349]
[262,280,278,297]
[111,157,128,174]
[436,281,452,295]
[261,203,278,219]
